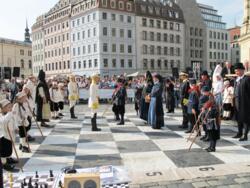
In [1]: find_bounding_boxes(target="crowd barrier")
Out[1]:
[78,89,135,100]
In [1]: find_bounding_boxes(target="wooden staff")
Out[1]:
[188,110,210,151]
[101,99,113,117]
[187,112,203,142]
[6,125,23,172]
[26,101,44,137]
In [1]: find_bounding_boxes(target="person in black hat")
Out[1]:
[148,73,164,129]
[200,71,212,91]
[115,77,127,125]
[140,71,154,122]
[185,79,200,133]
[179,71,190,129]
[232,63,250,141]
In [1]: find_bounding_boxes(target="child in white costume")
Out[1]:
[12,92,31,153]
[0,99,18,171]
[88,74,101,131]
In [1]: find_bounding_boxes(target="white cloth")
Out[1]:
[88,83,99,114]
[58,89,64,102]
[23,97,35,117]
[68,81,78,108]
[26,80,37,100]
[49,88,61,103]
[0,112,16,141]
[213,80,224,95]
[223,86,234,105]
[12,103,29,127]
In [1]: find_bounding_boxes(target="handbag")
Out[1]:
[145,95,151,103]
[42,102,51,120]
[0,137,12,157]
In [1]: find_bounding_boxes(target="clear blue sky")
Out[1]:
[0,0,244,41]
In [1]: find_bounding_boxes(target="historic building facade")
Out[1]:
[0,25,32,79]
[32,15,45,76]
[135,0,185,76]
[177,0,206,77]
[239,0,250,64]
[43,1,72,76]
[198,3,230,72]
[70,0,136,76]
[228,26,241,65]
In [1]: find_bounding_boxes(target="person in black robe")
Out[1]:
[35,70,51,128]
[134,86,143,116]
[140,71,154,122]
[232,63,250,141]
[148,74,164,129]
[179,71,190,129]
[165,78,175,113]
[115,78,127,125]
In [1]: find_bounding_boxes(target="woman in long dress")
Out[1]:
[148,74,164,129]
[140,71,154,122]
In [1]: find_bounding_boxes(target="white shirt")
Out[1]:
[223,86,234,104]
[68,82,78,100]
[49,88,62,103]
[213,80,224,95]
[12,103,29,127]
[88,83,98,108]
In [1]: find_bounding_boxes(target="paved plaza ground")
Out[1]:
[5,104,250,187]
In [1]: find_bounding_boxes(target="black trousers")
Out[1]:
[18,117,31,138]
[188,113,197,131]
[182,105,188,127]
[238,122,249,137]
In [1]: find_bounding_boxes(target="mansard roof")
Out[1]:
[135,0,184,22]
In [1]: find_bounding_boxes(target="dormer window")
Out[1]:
[119,1,124,10]
[127,2,132,11]
[102,0,107,7]
[111,0,116,8]
[148,6,153,14]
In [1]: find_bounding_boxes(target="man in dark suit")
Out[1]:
[116,78,127,125]
[179,71,190,129]
[232,63,250,141]
[200,71,212,91]
[221,62,235,78]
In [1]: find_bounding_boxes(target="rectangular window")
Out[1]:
[128,59,132,68]
[112,44,116,52]
[112,14,116,21]
[128,45,132,53]
[120,59,125,68]
[112,59,116,68]
[103,58,108,67]
[142,18,147,26]
[102,12,107,20]
[112,28,116,37]
[120,44,124,53]
[94,44,97,53]
[120,15,124,22]
[127,16,131,23]
[120,29,124,38]
[103,27,108,36]
[128,30,132,38]
[103,43,108,52]
[94,59,98,67]
[88,45,91,53]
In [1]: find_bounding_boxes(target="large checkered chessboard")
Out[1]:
[7,106,250,184]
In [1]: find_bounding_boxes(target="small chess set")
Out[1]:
[4,170,59,188]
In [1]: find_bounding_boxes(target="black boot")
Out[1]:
[70,107,77,119]
[232,133,242,138]
[41,121,52,128]
[115,114,120,121]
[239,135,248,141]
[92,114,101,131]
[117,114,124,125]
[7,157,18,164]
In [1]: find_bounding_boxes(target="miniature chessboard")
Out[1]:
[3,171,60,188]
